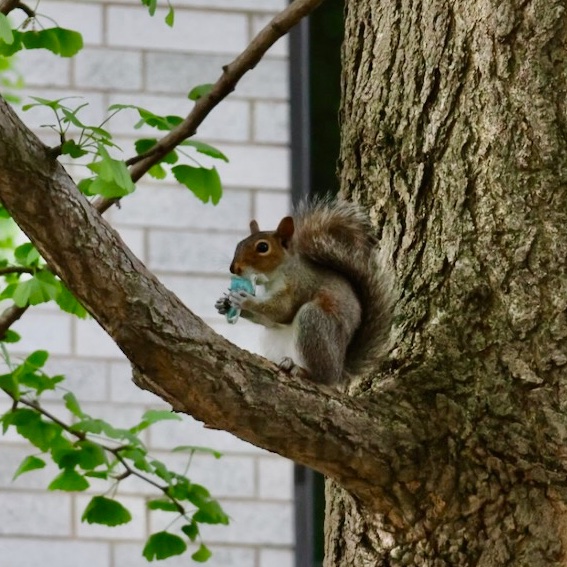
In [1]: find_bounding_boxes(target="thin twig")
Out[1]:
[9,391,187,514]
[0,266,34,275]
[92,0,326,214]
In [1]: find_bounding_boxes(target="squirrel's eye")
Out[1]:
[256,241,269,253]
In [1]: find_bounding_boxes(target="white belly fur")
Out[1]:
[261,317,305,368]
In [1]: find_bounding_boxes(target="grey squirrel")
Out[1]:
[215,199,393,386]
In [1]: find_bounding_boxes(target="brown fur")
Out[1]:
[223,198,393,384]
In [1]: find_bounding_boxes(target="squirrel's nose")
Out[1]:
[230,261,241,275]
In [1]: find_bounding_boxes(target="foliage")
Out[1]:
[0,0,234,562]
[0,347,228,562]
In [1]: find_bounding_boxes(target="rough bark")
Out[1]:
[325,0,567,565]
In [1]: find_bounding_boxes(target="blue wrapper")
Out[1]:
[226,275,255,324]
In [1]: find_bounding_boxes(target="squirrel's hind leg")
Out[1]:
[295,301,347,385]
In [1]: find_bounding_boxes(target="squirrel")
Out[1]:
[215,199,393,386]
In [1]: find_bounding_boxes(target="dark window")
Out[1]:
[290,2,344,566]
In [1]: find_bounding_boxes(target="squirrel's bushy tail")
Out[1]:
[294,198,394,377]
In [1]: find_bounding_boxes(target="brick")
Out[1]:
[257,457,293,501]
[148,413,266,455]
[148,230,243,274]
[237,58,289,100]
[109,361,162,405]
[106,93,251,142]
[215,144,290,189]
[116,226,146,261]
[74,48,142,91]
[12,311,73,356]
[145,52,228,96]
[0,491,72,536]
[17,89,107,133]
[159,274,233,320]
[259,549,295,567]
[254,191,291,228]
[15,50,71,87]
[36,1,104,45]
[145,52,288,100]
[74,317,123,358]
[107,7,248,55]
[159,451,255,498]
[171,0,286,11]
[110,186,251,231]
[253,101,290,143]
[42,357,109,402]
[80,401,152,431]
[0,445,59,490]
[0,538,110,567]
[112,542,255,567]
[75,494,147,540]
[197,501,293,545]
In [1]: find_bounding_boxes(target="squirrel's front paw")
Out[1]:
[228,289,255,310]
[215,295,231,315]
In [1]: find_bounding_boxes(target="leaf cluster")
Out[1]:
[0,241,87,317]
[0,348,228,562]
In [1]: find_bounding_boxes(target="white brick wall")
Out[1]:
[0,1,294,566]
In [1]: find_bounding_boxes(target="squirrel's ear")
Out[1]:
[250,220,260,234]
[276,216,295,248]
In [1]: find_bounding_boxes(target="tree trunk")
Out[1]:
[327,0,567,565]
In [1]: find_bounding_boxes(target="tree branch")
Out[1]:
[0,304,27,338]
[92,0,327,214]
[0,98,443,513]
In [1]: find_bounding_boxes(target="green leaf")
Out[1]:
[143,532,187,561]
[14,243,41,267]
[86,146,135,198]
[56,283,88,318]
[165,5,175,27]
[48,468,90,491]
[188,84,213,101]
[0,32,21,56]
[141,0,158,17]
[63,392,85,418]
[191,543,212,563]
[82,496,132,526]
[13,455,46,480]
[172,445,222,459]
[0,329,20,343]
[72,418,141,446]
[148,163,167,179]
[192,499,229,525]
[26,350,49,369]
[146,499,179,512]
[183,140,229,162]
[19,28,83,57]
[11,271,61,307]
[150,459,173,483]
[61,139,89,158]
[120,447,151,472]
[171,165,223,205]
[181,522,199,542]
[77,440,107,470]
[7,409,63,452]
[0,372,19,398]
[0,14,14,45]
